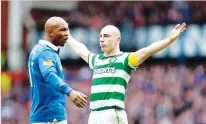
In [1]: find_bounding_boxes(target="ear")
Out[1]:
[116,37,121,44]
[47,29,54,37]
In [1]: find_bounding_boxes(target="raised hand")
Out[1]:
[68,90,87,108]
[169,22,186,42]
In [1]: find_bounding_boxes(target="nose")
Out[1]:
[100,40,104,43]
[64,31,68,37]
[100,37,104,43]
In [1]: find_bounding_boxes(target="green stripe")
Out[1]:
[90,92,124,102]
[98,54,105,60]
[91,54,97,68]
[92,77,128,89]
[92,106,123,111]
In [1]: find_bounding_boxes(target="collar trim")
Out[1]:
[39,40,59,51]
[104,51,123,58]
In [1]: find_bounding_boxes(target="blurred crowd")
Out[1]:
[1,63,206,124]
[31,1,206,29]
[70,1,206,28]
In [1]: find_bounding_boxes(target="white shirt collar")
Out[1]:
[39,40,59,51]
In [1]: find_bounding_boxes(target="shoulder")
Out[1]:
[96,54,104,59]
[35,45,56,59]
[40,49,56,58]
[31,44,52,54]
[89,53,101,60]
[123,52,131,56]
[116,52,130,61]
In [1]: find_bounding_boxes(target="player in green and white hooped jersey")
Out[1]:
[67,23,186,124]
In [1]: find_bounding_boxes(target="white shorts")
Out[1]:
[31,120,67,124]
[88,108,128,124]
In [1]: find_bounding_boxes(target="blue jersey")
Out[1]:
[28,40,72,123]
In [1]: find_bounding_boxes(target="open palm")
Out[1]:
[170,22,186,42]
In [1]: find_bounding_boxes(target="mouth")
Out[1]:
[100,44,105,48]
[63,37,68,41]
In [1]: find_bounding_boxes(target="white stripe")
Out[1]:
[90,99,125,110]
[93,69,130,83]
[95,57,110,66]
[116,53,129,65]
[91,84,125,94]
[89,53,95,69]
[28,61,33,87]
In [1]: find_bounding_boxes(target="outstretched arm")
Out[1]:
[128,23,186,67]
[67,35,91,63]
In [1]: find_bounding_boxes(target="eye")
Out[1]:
[60,28,67,31]
[105,34,110,37]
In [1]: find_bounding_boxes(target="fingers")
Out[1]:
[175,24,181,29]
[175,22,186,30]
[181,27,186,33]
[73,98,85,108]
[179,22,186,30]
[180,22,186,33]
[174,22,186,35]
[75,96,87,108]
[73,99,84,108]
[77,94,87,104]
[71,91,88,108]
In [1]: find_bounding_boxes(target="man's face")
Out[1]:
[52,22,68,46]
[99,29,119,53]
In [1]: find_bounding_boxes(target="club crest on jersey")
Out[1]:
[109,57,117,63]
[43,60,53,66]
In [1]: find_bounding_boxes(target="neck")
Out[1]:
[45,35,52,42]
[45,36,56,46]
[104,46,120,57]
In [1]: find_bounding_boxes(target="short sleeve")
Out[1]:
[124,53,138,72]
[88,53,97,69]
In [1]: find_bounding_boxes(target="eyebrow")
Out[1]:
[100,33,111,36]
[59,27,68,30]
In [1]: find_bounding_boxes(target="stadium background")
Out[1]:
[1,1,206,124]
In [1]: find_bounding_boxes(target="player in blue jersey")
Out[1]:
[28,17,87,124]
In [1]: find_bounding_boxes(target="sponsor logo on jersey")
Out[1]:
[93,67,116,74]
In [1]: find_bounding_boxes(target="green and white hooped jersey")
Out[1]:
[88,52,137,111]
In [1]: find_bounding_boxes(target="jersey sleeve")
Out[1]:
[88,53,97,69]
[38,50,72,95]
[38,50,57,74]
[124,52,138,72]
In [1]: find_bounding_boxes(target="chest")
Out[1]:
[93,56,124,75]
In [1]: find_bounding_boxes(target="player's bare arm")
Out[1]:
[67,35,91,63]
[128,23,186,67]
